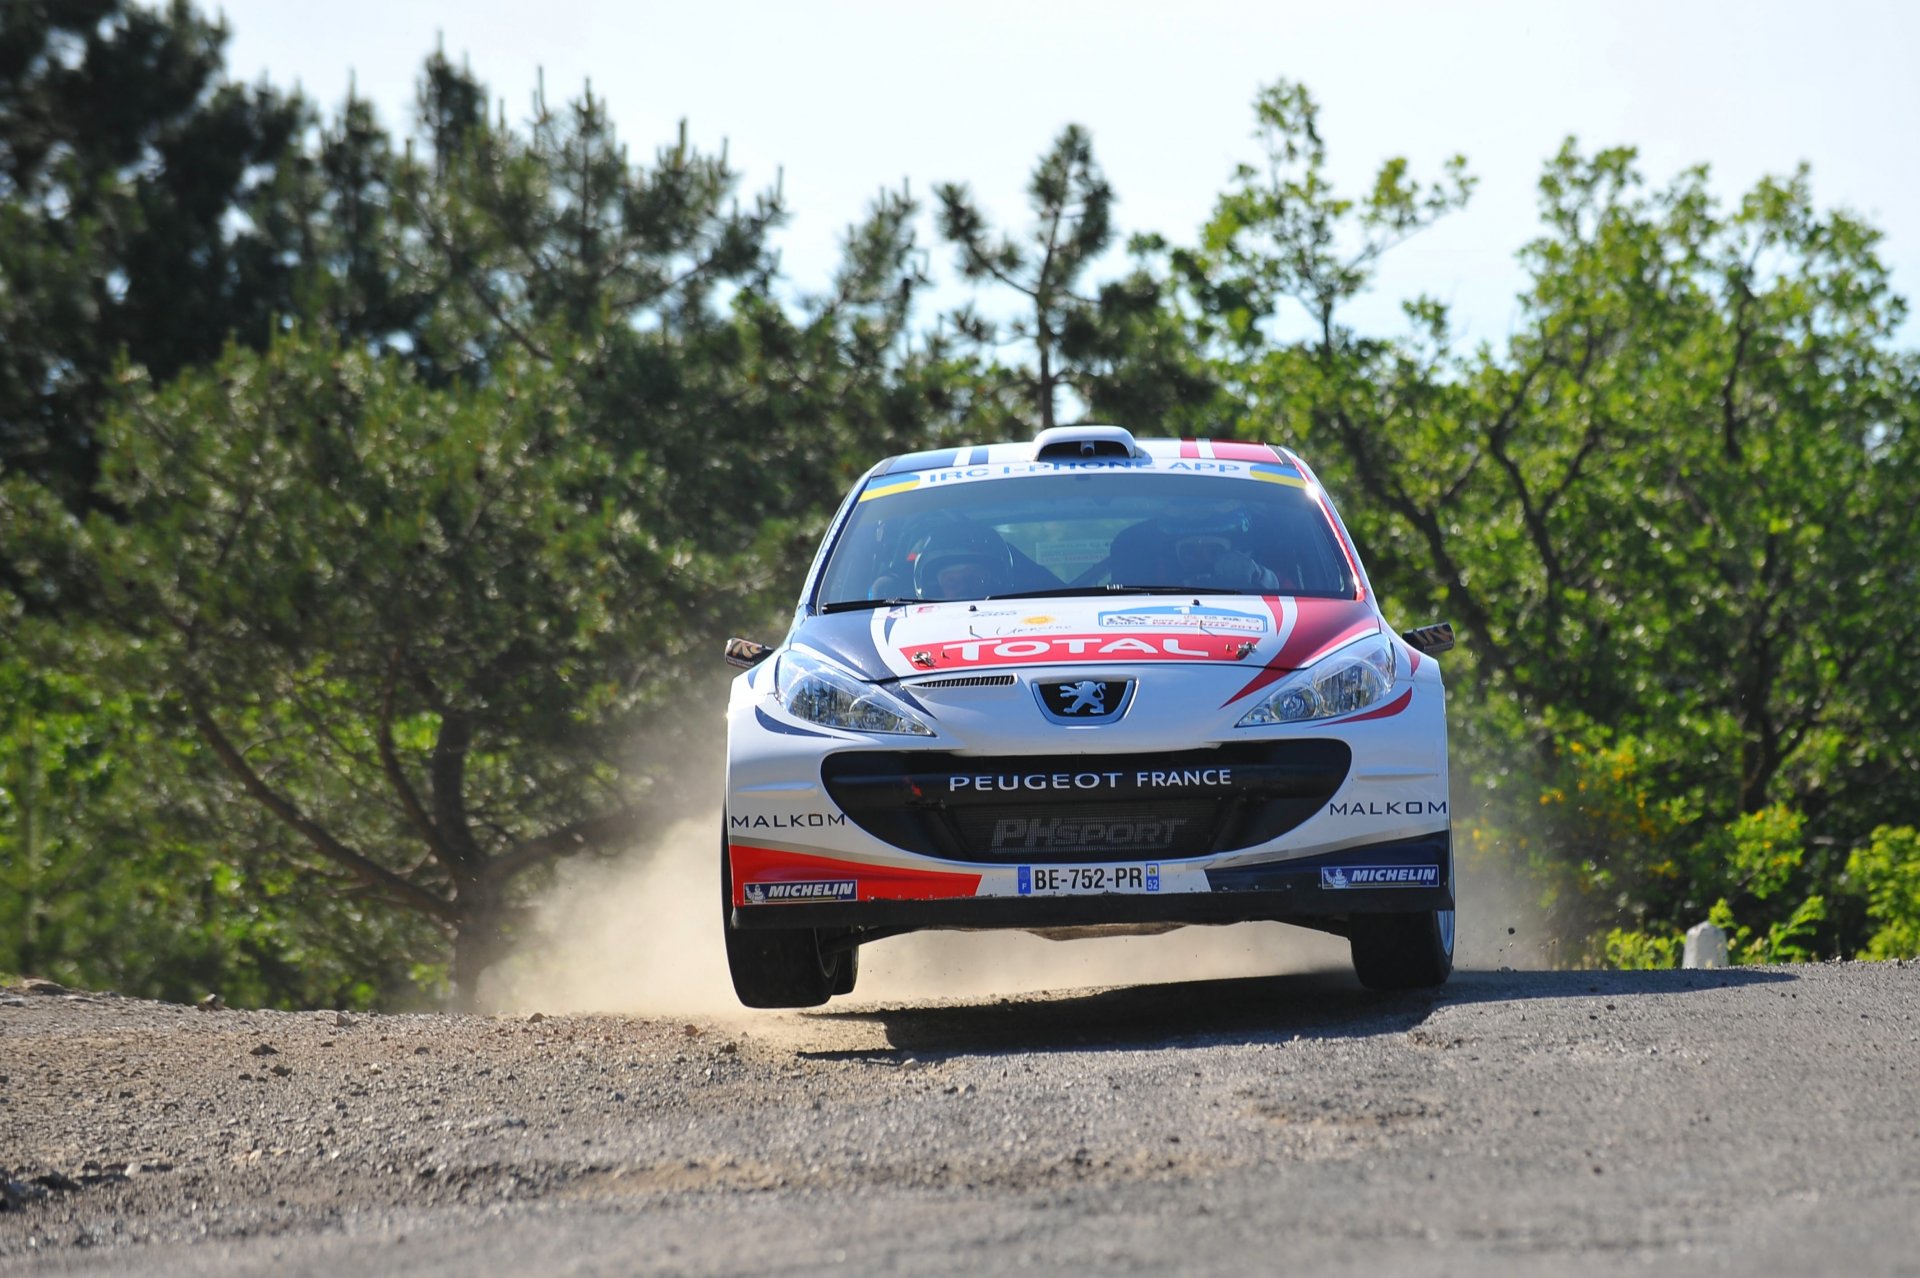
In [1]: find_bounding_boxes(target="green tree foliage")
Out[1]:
[380,55,939,556]
[1068,232,1233,435]
[65,331,744,1002]
[7,45,949,1003]
[1448,153,1917,955]
[1186,81,1920,962]
[1449,151,1919,811]
[0,648,428,1005]
[936,125,1111,431]
[294,86,437,357]
[1194,81,1474,353]
[5,37,1916,1001]
[0,0,308,508]
[934,126,1224,434]
[1846,827,1920,959]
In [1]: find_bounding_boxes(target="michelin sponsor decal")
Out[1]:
[742,879,858,904]
[1320,865,1440,889]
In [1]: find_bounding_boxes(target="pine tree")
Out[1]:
[0,0,310,510]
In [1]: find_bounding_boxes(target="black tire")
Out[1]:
[720,822,853,1008]
[1349,908,1454,990]
[829,938,860,996]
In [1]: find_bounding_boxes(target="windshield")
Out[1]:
[815,469,1357,608]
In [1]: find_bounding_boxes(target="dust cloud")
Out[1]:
[1453,842,1565,970]
[863,840,1563,998]
[480,813,746,1019]
[482,810,1354,1018]
[859,920,1348,1001]
[482,806,1557,1019]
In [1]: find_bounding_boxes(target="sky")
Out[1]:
[209,0,1920,350]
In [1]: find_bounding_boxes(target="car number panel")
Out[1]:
[1017,862,1162,896]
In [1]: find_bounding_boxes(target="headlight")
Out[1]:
[774,648,934,736]
[1237,633,1396,726]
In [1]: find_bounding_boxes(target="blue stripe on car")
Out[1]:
[754,707,837,738]
[1204,833,1451,893]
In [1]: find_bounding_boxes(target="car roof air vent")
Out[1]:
[1031,425,1144,461]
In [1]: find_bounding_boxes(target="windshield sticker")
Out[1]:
[894,458,1273,491]
[1098,606,1268,633]
[976,616,1078,635]
[859,473,922,503]
[873,595,1334,679]
[1034,536,1110,577]
[1250,463,1307,488]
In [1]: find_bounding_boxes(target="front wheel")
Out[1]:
[1349,908,1454,990]
[720,824,855,1008]
[725,925,847,1008]
[829,940,860,996]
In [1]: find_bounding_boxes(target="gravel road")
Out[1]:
[4,960,1917,1275]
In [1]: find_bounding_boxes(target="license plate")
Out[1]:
[1016,862,1162,896]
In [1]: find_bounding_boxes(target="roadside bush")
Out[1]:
[1479,718,1835,968]
[1846,826,1920,959]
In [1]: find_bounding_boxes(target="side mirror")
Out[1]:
[1400,621,1455,657]
[724,637,774,669]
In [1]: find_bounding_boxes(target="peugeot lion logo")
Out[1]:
[1035,678,1135,724]
[1060,680,1107,714]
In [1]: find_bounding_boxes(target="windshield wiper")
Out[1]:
[815,597,917,615]
[820,585,1272,611]
[982,585,1262,601]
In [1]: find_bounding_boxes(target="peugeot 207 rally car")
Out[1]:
[721,425,1457,1007]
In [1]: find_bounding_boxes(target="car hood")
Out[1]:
[796,596,1380,682]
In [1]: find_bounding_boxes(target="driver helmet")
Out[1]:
[1107,520,1178,586]
[912,523,1015,599]
[1157,509,1277,590]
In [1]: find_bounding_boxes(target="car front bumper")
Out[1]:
[728,831,1453,933]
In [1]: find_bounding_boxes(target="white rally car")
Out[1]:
[722,425,1456,1006]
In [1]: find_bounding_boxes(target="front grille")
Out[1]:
[821,741,1351,863]
[909,674,1017,689]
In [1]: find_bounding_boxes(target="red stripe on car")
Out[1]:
[728,843,982,905]
[1222,599,1380,706]
[899,631,1259,670]
[1209,440,1282,462]
[1326,687,1414,725]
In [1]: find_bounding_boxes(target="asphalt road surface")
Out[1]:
[4,961,1918,1275]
